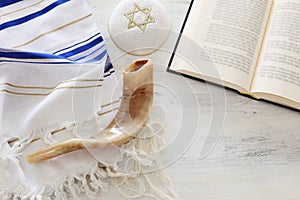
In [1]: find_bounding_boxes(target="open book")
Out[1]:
[168,0,300,110]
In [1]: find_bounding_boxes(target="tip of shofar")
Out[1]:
[26,59,153,164]
[26,153,44,164]
[26,139,85,163]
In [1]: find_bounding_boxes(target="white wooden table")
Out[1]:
[88,0,300,199]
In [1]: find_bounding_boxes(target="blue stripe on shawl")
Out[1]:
[104,69,115,78]
[0,59,115,78]
[58,36,104,58]
[85,50,107,63]
[105,63,113,74]
[53,33,100,55]
[0,0,70,31]
[0,50,69,60]
[0,60,72,64]
[0,0,22,8]
[74,44,105,62]
[104,56,113,73]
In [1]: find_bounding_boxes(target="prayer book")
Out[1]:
[168,0,300,110]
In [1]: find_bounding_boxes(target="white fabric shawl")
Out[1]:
[0,0,176,199]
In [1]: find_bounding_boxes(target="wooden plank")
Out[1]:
[88,0,300,199]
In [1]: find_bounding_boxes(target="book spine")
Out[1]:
[239,92,260,100]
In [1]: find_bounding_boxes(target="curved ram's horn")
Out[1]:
[26,59,153,163]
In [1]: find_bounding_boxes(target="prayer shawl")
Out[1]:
[0,0,175,199]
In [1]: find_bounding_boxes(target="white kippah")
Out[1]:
[109,0,171,55]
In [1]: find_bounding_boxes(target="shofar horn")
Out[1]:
[26,59,153,163]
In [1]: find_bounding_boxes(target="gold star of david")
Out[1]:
[124,4,155,32]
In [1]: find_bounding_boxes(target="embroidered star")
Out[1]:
[124,4,155,32]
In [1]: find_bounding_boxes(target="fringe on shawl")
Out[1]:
[0,120,177,200]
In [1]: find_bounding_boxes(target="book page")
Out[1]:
[251,0,300,106]
[170,0,272,92]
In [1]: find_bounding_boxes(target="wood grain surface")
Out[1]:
[88,0,300,199]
